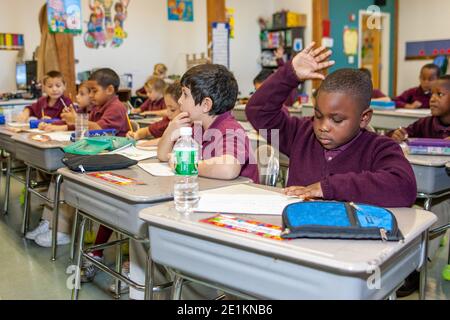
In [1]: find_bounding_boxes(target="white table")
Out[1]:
[232,104,302,122]
[0,99,36,107]
[302,105,431,131]
[139,185,437,300]
[59,162,250,300]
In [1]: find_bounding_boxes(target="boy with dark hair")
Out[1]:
[246,43,417,207]
[17,70,72,122]
[88,68,129,136]
[158,63,259,183]
[391,75,450,142]
[253,69,274,91]
[393,63,441,109]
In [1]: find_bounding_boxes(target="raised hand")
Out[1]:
[292,42,335,81]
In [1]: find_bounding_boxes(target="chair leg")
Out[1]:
[171,275,184,300]
[70,209,80,262]
[72,217,86,301]
[424,197,432,211]
[21,166,32,236]
[51,174,63,261]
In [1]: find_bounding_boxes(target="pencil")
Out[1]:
[126,113,134,133]
[60,97,70,113]
[41,109,45,119]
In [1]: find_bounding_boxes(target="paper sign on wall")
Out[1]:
[212,22,230,69]
[343,27,358,56]
[47,0,82,34]
[168,0,194,22]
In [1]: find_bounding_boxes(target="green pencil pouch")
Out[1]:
[63,136,135,155]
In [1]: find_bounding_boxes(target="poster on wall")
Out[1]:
[84,0,130,49]
[343,27,358,56]
[168,0,194,22]
[47,0,82,34]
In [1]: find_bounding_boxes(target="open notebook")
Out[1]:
[195,184,301,216]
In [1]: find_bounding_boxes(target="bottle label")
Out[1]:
[174,148,198,176]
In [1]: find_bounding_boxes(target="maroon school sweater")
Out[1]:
[403,116,450,139]
[393,86,432,109]
[246,61,417,207]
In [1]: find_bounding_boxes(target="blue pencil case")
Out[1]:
[281,201,403,241]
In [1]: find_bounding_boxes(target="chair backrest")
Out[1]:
[256,144,280,187]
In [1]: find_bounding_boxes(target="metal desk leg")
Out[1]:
[419,230,429,300]
[70,209,80,261]
[424,197,432,211]
[144,252,154,300]
[171,275,184,300]
[22,166,32,236]
[51,174,63,261]
[113,233,124,299]
[72,217,86,301]
[3,156,12,215]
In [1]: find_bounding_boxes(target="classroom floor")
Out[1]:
[0,168,449,300]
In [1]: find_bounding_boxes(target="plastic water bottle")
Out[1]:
[173,127,200,214]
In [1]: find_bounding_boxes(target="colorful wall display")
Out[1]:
[47,0,82,34]
[167,0,194,22]
[84,0,130,49]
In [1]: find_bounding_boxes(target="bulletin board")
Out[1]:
[406,39,450,60]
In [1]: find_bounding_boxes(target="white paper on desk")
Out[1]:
[395,109,431,115]
[195,184,300,215]
[6,122,28,128]
[111,145,157,161]
[43,132,73,142]
[25,128,46,134]
[138,163,175,177]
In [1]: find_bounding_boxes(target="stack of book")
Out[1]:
[407,138,450,156]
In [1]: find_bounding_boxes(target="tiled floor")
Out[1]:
[0,170,449,300]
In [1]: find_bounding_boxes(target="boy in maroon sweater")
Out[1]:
[246,43,417,207]
[393,64,440,109]
[17,71,72,122]
[390,75,450,142]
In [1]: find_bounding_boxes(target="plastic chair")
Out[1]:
[256,145,280,187]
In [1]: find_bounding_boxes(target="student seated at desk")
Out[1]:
[254,69,297,109]
[87,68,130,137]
[359,68,391,102]
[127,82,182,147]
[246,42,417,207]
[388,75,450,297]
[136,63,169,99]
[389,75,450,142]
[393,63,441,109]
[40,81,95,132]
[25,71,130,247]
[158,64,259,183]
[131,77,167,117]
[16,71,72,123]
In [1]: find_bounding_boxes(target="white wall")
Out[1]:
[397,0,450,94]
[75,0,207,92]
[0,0,313,97]
[0,0,43,92]
[226,0,274,97]
[0,0,207,93]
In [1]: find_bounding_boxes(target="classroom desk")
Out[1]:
[407,155,450,197]
[232,104,303,122]
[302,105,430,131]
[0,99,36,107]
[0,127,22,215]
[58,162,250,299]
[11,133,71,260]
[139,185,437,300]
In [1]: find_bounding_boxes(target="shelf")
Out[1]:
[261,26,305,32]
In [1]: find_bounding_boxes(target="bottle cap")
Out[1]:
[180,127,193,136]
